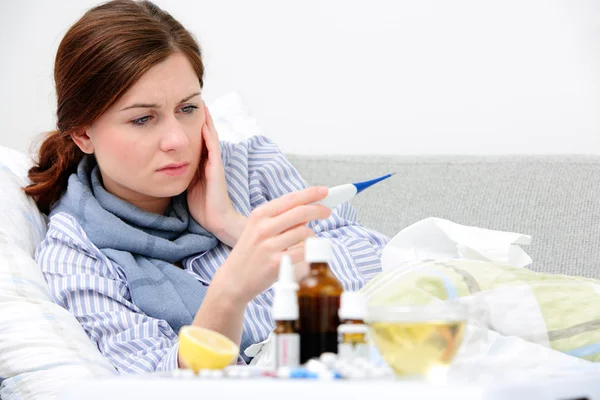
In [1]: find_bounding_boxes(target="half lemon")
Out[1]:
[178,326,239,372]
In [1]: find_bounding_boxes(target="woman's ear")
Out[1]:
[70,128,95,154]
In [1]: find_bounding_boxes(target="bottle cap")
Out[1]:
[338,291,367,320]
[272,255,299,320]
[277,254,296,286]
[304,237,332,263]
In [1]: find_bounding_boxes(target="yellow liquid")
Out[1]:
[369,320,466,376]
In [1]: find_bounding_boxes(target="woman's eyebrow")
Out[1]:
[120,92,201,111]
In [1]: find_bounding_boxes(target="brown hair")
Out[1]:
[24,0,205,214]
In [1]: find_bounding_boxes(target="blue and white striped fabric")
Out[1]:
[37,135,390,374]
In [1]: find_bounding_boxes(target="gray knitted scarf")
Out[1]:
[52,155,254,357]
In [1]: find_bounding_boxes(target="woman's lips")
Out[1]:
[157,162,189,176]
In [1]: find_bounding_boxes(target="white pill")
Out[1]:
[179,369,195,379]
[171,369,183,378]
[317,370,336,380]
[352,357,371,369]
[199,369,212,379]
[370,369,384,379]
[373,367,393,379]
[239,369,252,379]
[319,353,337,368]
[339,365,356,379]
[361,367,374,378]
[305,359,329,374]
[334,359,348,372]
[277,366,291,379]
[211,370,224,379]
[349,369,367,380]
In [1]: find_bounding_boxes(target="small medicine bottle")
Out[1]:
[337,291,370,361]
[273,255,300,368]
[297,238,344,364]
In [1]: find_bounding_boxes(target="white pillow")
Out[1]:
[0,90,261,399]
[0,166,117,400]
[210,91,262,142]
[0,145,33,181]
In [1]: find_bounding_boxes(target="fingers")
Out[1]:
[271,204,330,235]
[285,246,306,266]
[204,104,217,133]
[287,230,315,251]
[292,261,310,282]
[268,225,314,251]
[188,151,202,188]
[284,235,312,281]
[255,186,329,219]
[201,124,221,163]
[201,103,221,160]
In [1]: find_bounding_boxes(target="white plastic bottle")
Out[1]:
[337,291,370,362]
[272,255,300,368]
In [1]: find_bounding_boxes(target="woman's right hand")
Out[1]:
[213,186,332,304]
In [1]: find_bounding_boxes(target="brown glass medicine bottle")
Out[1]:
[297,238,343,364]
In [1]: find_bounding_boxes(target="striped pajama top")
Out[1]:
[36,135,390,373]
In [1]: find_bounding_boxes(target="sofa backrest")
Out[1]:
[287,154,600,279]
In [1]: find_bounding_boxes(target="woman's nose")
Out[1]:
[160,116,190,151]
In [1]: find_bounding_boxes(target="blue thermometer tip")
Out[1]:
[352,173,396,194]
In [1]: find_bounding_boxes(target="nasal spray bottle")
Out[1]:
[273,255,300,368]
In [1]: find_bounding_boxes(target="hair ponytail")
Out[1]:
[24,131,84,214]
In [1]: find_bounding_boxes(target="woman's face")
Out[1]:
[74,53,205,211]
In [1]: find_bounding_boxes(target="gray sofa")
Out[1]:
[288,154,600,279]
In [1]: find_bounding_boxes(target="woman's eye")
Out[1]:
[132,115,152,126]
[180,105,198,114]
[130,105,197,127]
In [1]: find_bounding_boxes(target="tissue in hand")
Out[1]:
[380,217,532,271]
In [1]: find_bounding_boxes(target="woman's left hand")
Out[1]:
[187,103,247,247]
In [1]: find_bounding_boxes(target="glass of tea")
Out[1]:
[366,301,468,379]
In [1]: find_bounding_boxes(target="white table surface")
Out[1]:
[60,371,600,400]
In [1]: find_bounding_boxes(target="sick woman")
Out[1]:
[25,0,389,373]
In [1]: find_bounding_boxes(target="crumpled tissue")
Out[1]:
[381,217,532,270]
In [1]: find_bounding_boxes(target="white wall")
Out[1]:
[1,0,599,156]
